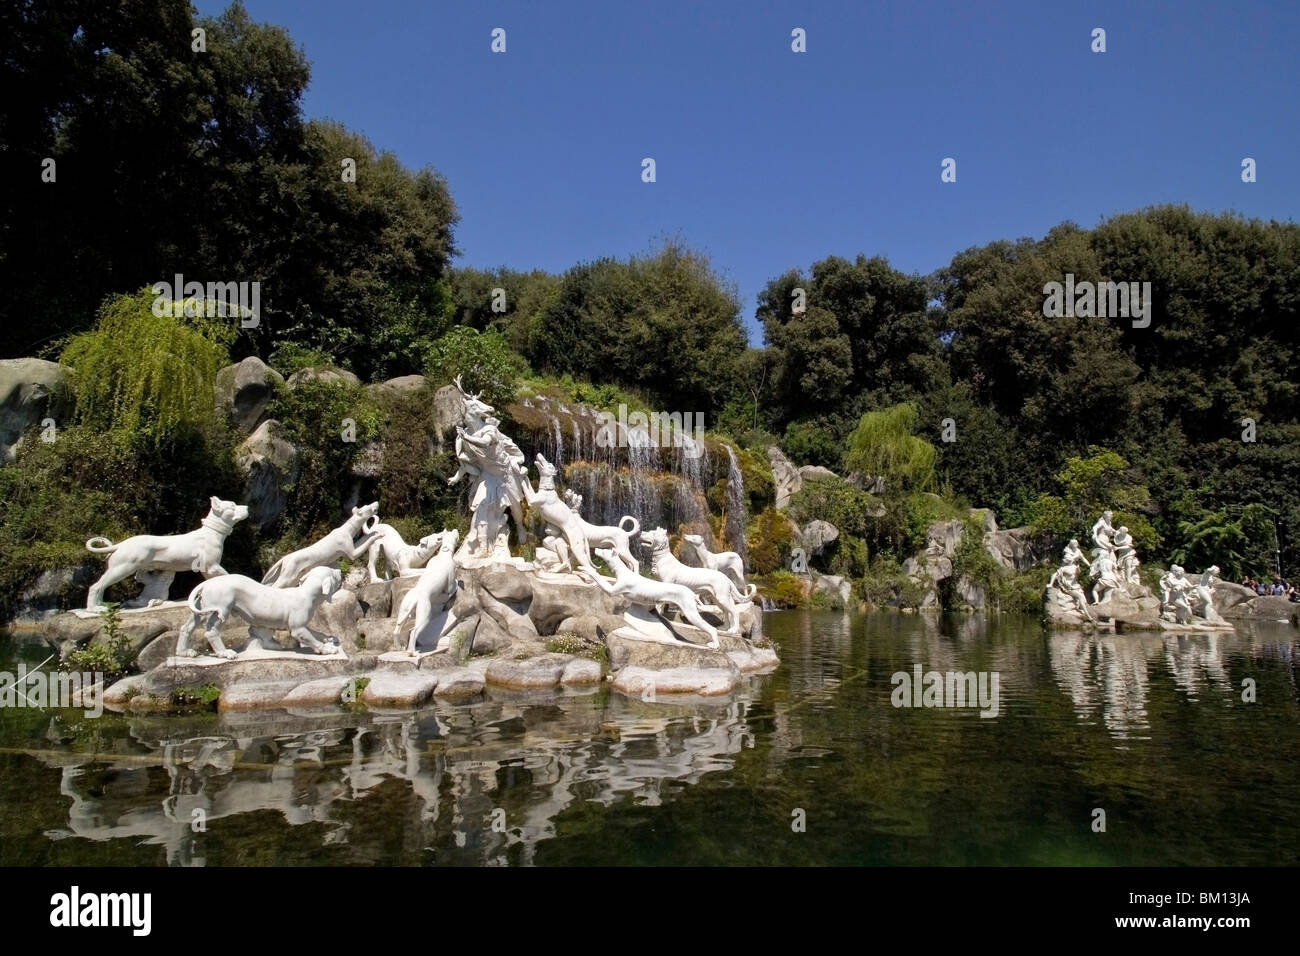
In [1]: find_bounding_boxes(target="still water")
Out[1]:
[1,611,1297,866]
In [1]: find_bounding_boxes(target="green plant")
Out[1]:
[170,684,221,711]
[64,602,133,680]
[545,632,608,663]
[761,570,808,608]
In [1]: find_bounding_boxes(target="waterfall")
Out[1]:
[724,444,749,567]
[508,395,719,539]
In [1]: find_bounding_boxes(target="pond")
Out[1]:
[1,611,1297,866]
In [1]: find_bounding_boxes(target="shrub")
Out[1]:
[762,570,808,608]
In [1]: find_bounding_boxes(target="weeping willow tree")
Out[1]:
[60,289,235,446]
[844,403,937,492]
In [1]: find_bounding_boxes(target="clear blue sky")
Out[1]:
[199,0,1299,342]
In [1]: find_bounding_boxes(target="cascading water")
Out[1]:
[724,444,749,567]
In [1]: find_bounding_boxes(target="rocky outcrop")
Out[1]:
[214,357,283,433]
[433,384,466,449]
[0,358,73,464]
[984,526,1059,573]
[768,446,802,509]
[235,419,300,530]
[365,374,428,405]
[798,465,837,483]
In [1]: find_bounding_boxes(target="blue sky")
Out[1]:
[199,0,1300,342]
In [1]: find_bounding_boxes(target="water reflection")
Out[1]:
[1048,630,1254,740]
[31,691,763,866]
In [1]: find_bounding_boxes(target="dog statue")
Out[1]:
[643,527,747,635]
[84,496,250,610]
[394,530,460,655]
[524,453,640,572]
[682,533,749,591]
[578,547,719,648]
[367,525,441,583]
[262,502,380,588]
[177,566,343,659]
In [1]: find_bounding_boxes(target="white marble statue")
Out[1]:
[1062,538,1090,570]
[1089,549,1123,605]
[1191,565,1226,624]
[682,533,747,590]
[642,527,748,634]
[448,379,530,560]
[394,530,460,655]
[262,502,380,587]
[367,525,441,583]
[177,566,343,659]
[524,453,640,573]
[577,547,720,648]
[1159,565,1194,623]
[1048,562,1094,622]
[84,496,250,610]
[1091,509,1116,552]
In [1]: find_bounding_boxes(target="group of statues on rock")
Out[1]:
[1049,509,1224,625]
[79,377,755,659]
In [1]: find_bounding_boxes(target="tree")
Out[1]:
[844,404,937,492]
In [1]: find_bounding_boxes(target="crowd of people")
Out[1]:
[1240,576,1300,601]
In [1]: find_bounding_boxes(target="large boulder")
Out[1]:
[767,446,802,509]
[214,357,283,433]
[800,520,839,556]
[235,419,299,530]
[286,366,361,390]
[0,358,73,464]
[365,375,427,405]
[983,526,1058,573]
[1221,594,1298,623]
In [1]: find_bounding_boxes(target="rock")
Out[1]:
[362,671,440,708]
[1212,582,1262,615]
[0,358,73,464]
[604,629,736,673]
[355,583,393,618]
[528,573,625,634]
[280,676,357,707]
[365,375,428,405]
[235,419,300,530]
[612,665,739,697]
[313,589,362,653]
[971,508,998,534]
[484,653,572,689]
[561,658,602,685]
[11,564,96,622]
[811,573,851,608]
[768,446,802,509]
[479,564,534,603]
[1222,595,1299,622]
[349,441,384,479]
[952,574,985,611]
[555,614,627,644]
[983,526,1057,573]
[800,520,840,556]
[218,681,300,711]
[846,472,886,494]
[433,385,466,449]
[213,357,283,433]
[432,667,486,699]
[135,631,179,672]
[798,465,838,483]
[357,617,402,654]
[286,366,362,390]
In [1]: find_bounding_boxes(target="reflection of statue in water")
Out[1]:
[447,378,530,560]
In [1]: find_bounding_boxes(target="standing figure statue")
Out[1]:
[1089,549,1123,605]
[1192,565,1226,624]
[1091,510,1116,553]
[448,378,531,561]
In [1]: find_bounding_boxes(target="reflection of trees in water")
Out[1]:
[1049,631,1238,740]
[33,693,758,866]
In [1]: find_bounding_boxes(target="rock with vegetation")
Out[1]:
[0,358,73,464]
[214,357,284,433]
